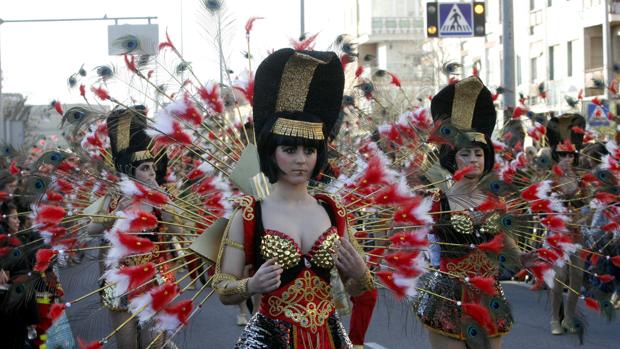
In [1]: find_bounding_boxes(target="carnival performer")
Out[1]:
[212,48,375,349]
[412,77,527,349]
[97,106,179,349]
[545,114,587,335]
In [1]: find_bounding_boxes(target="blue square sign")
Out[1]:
[439,3,474,37]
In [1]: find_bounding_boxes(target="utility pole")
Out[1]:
[603,0,612,103]
[300,0,305,39]
[501,0,516,127]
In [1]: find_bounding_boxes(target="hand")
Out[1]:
[333,238,367,280]
[247,258,282,295]
[0,269,10,285]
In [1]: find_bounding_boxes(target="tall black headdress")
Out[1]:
[430,76,497,173]
[252,48,345,142]
[431,76,497,143]
[546,113,586,154]
[106,106,157,176]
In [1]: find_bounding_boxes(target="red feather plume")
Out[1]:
[35,248,59,272]
[150,282,179,312]
[375,271,406,298]
[388,231,428,248]
[36,205,67,225]
[584,297,600,313]
[245,17,264,35]
[120,262,157,290]
[78,338,103,349]
[388,72,401,87]
[477,234,504,254]
[128,211,158,232]
[48,302,67,322]
[9,161,20,175]
[461,302,495,333]
[163,299,194,325]
[355,65,364,79]
[452,165,476,181]
[611,255,620,268]
[467,276,498,296]
[118,233,155,254]
[552,165,564,177]
[367,248,385,265]
[91,86,110,101]
[477,194,505,212]
[597,274,615,283]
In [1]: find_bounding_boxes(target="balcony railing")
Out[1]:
[371,17,424,35]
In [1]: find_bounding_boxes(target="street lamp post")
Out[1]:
[0,15,157,144]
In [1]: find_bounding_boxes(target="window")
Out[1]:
[567,41,573,77]
[517,56,522,85]
[530,0,536,10]
[549,46,555,80]
[531,57,538,81]
[548,0,553,6]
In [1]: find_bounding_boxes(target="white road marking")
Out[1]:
[365,342,390,349]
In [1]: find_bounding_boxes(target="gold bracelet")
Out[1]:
[212,273,251,298]
[356,269,375,292]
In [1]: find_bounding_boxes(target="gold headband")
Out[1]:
[132,150,154,162]
[465,132,487,144]
[271,118,324,140]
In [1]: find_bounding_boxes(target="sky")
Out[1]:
[0,0,348,105]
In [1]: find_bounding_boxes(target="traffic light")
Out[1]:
[473,2,486,37]
[426,2,438,38]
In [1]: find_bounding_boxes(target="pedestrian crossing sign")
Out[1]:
[439,3,474,37]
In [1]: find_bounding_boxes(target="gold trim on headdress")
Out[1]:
[451,77,485,130]
[116,114,132,151]
[465,132,487,144]
[275,53,328,113]
[271,118,324,140]
[132,150,154,162]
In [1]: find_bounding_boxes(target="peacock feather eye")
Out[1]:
[440,125,453,136]
[96,66,114,80]
[500,214,513,228]
[359,82,374,94]
[466,325,479,337]
[35,179,45,190]
[113,35,141,54]
[489,298,500,310]
[68,75,78,88]
[498,254,507,263]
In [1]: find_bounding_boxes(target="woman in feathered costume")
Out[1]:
[96,106,178,349]
[212,48,374,349]
[412,77,527,349]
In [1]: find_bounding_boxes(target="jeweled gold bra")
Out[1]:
[260,227,339,269]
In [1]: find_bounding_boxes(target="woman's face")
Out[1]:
[274,145,317,185]
[455,146,485,179]
[134,162,157,186]
[7,209,19,233]
[2,180,17,194]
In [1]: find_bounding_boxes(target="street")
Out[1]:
[60,259,619,349]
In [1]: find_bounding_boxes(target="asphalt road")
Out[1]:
[58,258,619,349]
